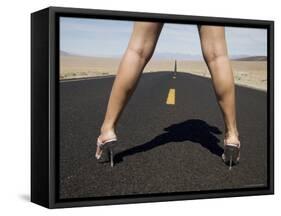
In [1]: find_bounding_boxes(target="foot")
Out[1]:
[224,131,240,147]
[223,131,241,162]
[95,128,117,159]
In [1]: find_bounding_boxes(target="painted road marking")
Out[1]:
[166,88,175,105]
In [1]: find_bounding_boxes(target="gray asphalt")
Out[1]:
[59,71,267,199]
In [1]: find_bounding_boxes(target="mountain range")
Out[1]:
[60,51,266,61]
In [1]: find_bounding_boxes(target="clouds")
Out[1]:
[60,17,267,58]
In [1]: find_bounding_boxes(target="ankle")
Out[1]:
[225,127,239,138]
[224,129,240,145]
[100,124,115,135]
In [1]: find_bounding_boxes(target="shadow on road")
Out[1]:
[115,119,223,164]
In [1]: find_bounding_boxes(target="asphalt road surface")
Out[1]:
[59,71,267,199]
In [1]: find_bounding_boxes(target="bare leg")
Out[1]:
[198,25,240,146]
[96,22,163,156]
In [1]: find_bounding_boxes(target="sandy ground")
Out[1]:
[60,55,267,91]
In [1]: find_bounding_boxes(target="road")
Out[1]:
[59,71,267,199]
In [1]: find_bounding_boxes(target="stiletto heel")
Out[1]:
[109,148,114,167]
[229,155,233,170]
[96,137,117,167]
[222,143,240,170]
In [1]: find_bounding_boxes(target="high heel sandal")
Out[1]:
[222,143,240,170]
[95,137,117,167]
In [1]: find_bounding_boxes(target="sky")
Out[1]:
[60,17,267,59]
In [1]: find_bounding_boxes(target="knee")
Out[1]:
[127,43,154,62]
[202,43,228,64]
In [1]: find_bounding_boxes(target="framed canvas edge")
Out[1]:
[41,6,274,209]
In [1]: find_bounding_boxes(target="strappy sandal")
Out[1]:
[95,136,117,167]
[222,143,240,170]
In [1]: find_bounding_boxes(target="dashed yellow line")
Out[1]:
[166,88,175,105]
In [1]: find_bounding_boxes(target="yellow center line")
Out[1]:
[166,88,176,105]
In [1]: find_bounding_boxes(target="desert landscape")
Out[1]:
[60,54,267,91]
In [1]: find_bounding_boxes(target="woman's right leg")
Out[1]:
[96,22,163,154]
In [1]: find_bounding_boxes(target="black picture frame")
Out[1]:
[31,6,274,209]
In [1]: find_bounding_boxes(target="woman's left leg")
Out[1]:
[198,25,240,147]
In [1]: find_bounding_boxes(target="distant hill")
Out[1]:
[60,51,72,56]
[234,56,267,61]
[153,52,203,61]
[153,53,267,61]
[60,50,267,62]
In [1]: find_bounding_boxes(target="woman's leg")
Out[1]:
[198,25,240,146]
[96,22,163,154]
